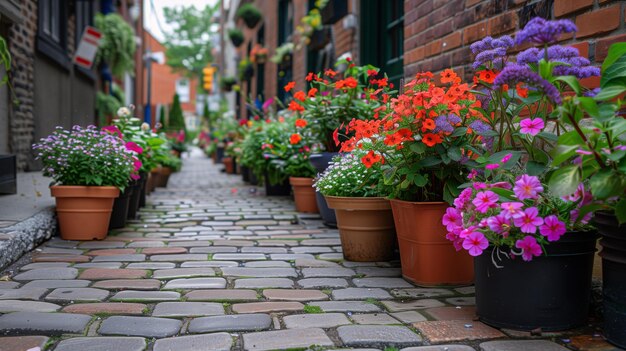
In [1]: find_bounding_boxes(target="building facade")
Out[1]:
[222,0,625,119]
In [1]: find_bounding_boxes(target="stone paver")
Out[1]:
[153,333,233,351]
[243,328,334,351]
[351,313,400,325]
[99,316,182,338]
[332,288,392,300]
[111,290,180,302]
[283,313,352,329]
[382,299,446,312]
[92,279,162,290]
[338,325,422,347]
[152,268,215,279]
[54,337,147,351]
[163,278,226,289]
[45,287,109,302]
[0,336,49,351]
[0,288,48,300]
[188,314,272,333]
[234,278,294,289]
[220,267,297,277]
[0,312,91,335]
[479,340,569,351]
[0,300,60,313]
[309,301,382,312]
[185,289,259,301]
[298,278,349,288]
[232,301,304,313]
[413,320,506,343]
[402,346,476,351]
[79,269,148,280]
[262,289,328,301]
[62,303,146,315]
[21,280,91,289]
[152,302,224,317]
[12,268,78,281]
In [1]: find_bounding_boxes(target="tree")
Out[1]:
[159,106,166,127]
[162,5,218,87]
[168,94,186,133]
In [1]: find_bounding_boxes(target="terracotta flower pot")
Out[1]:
[390,199,474,286]
[325,196,397,262]
[223,157,235,174]
[149,169,159,192]
[51,185,119,241]
[289,177,319,213]
[155,167,172,188]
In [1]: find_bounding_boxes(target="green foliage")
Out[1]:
[235,3,263,28]
[168,94,186,132]
[228,28,244,47]
[96,92,123,124]
[303,305,323,314]
[159,106,166,127]
[220,76,237,91]
[0,34,18,105]
[162,4,218,79]
[95,13,136,78]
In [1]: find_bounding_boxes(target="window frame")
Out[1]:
[36,0,70,70]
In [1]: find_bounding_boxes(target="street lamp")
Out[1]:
[143,51,165,125]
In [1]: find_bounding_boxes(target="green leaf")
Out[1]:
[615,199,626,224]
[536,131,558,142]
[487,151,521,169]
[416,157,442,168]
[590,169,625,199]
[577,97,599,117]
[451,127,468,137]
[490,187,516,201]
[555,75,581,95]
[550,144,578,167]
[413,174,428,187]
[602,42,626,73]
[593,86,626,101]
[409,142,426,154]
[548,164,581,197]
[526,161,546,176]
[558,130,584,145]
[447,147,462,162]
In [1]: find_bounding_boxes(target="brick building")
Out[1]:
[142,31,198,128]
[0,0,144,171]
[221,0,625,119]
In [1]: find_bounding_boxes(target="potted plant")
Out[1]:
[154,151,182,187]
[270,43,294,67]
[228,28,244,47]
[238,57,254,82]
[33,125,138,240]
[220,76,237,92]
[95,13,136,78]
[315,148,396,262]
[236,3,263,29]
[453,17,603,331]
[250,44,269,65]
[547,42,626,346]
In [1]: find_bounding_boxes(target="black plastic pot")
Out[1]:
[127,175,144,219]
[595,211,626,349]
[242,166,251,183]
[310,152,339,227]
[474,231,597,331]
[139,173,148,208]
[216,146,225,163]
[109,186,133,229]
[264,177,291,196]
[249,168,259,186]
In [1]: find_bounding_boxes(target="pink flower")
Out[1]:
[125,141,143,154]
[131,173,140,180]
[513,174,543,200]
[462,231,489,256]
[562,183,585,202]
[468,169,479,179]
[501,202,524,219]
[102,125,122,138]
[515,235,543,261]
[490,182,512,190]
[486,163,500,170]
[442,207,463,231]
[513,207,544,233]
[571,209,592,224]
[473,182,488,190]
[487,214,510,234]
[453,188,473,210]
[539,215,566,241]
[575,149,593,155]
[133,158,142,172]
[501,153,512,163]
[519,118,545,136]
[472,190,499,213]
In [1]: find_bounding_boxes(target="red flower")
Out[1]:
[421,118,436,131]
[384,133,402,146]
[324,69,337,77]
[289,133,302,144]
[284,81,295,92]
[361,150,382,168]
[336,77,358,89]
[125,141,143,154]
[367,69,378,77]
[295,118,307,128]
[516,83,529,98]
[293,91,306,101]
[102,125,122,138]
[440,69,459,84]
[288,100,305,112]
[477,70,497,84]
[306,72,317,81]
[307,88,318,97]
[422,133,443,147]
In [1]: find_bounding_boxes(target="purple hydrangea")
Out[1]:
[493,64,562,104]
[470,35,514,69]
[515,17,577,45]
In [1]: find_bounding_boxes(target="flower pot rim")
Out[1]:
[388,198,448,206]
[51,185,120,199]
[289,176,315,186]
[325,195,391,210]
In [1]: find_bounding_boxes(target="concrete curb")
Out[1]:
[0,207,57,270]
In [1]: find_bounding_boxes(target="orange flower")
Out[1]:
[306,72,317,82]
[284,81,295,92]
[477,70,497,84]
[440,69,458,84]
[422,133,443,147]
[422,118,436,131]
[384,133,402,146]
[361,150,382,168]
[515,83,528,98]
[324,68,337,77]
[367,69,378,77]
[307,88,318,98]
[288,100,304,112]
[289,133,302,144]
[295,118,307,128]
[448,83,469,97]
[293,91,306,101]
[336,77,358,89]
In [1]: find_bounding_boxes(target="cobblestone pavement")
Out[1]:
[0,150,618,351]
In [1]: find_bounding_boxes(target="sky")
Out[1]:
[144,0,219,42]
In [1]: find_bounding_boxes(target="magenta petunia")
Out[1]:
[472,190,499,213]
[462,231,489,256]
[102,125,122,138]
[539,215,567,241]
[125,141,144,154]
[513,207,544,233]
[500,202,524,219]
[485,163,500,170]
[501,153,512,163]
[487,214,510,234]
[519,118,545,136]
[453,187,473,210]
[442,207,463,231]
[515,235,543,261]
[513,174,543,200]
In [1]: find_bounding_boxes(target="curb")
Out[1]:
[0,207,57,271]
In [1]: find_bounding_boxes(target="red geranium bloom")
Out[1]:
[336,77,358,89]
[361,150,382,168]
[324,68,337,77]
[477,70,497,84]
[284,81,296,92]
[295,118,307,128]
[422,133,443,147]
[289,133,302,144]
[306,72,317,81]
[288,100,305,112]
[367,69,378,77]
[307,88,318,97]
[293,91,306,101]
[516,83,529,98]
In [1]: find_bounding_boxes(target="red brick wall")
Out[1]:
[403,0,626,83]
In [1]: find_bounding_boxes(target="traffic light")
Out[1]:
[203,66,216,92]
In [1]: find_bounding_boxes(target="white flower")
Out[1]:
[117,107,131,117]
[141,123,150,131]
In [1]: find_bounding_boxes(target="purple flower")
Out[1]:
[515,235,543,261]
[473,47,508,69]
[519,118,545,136]
[471,35,514,69]
[513,207,544,233]
[513,174,544,200]
[472,190,499,213]
[540,215,567,242]
[501,202,525,219]
[487,214,510,234]
[469,120,492,136]
[515,17,577,45]
[493,64,562,104]
[462,231,489,256]
[442,207,463,231]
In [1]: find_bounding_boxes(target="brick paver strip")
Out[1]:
[350,313,400,325]
[21,280,90,289]
[309,301,382,313]
[242,328,334,351]
[153,333,233,351]
[332,288,393,300]
[12,268,78,280]
[185,289,259,301]
[79,268,148,280]
[54,337,147,351]
[92,254,146,262]
[86,249,137,256]
[187,313,272,333]
[232,301,304,313]
[0,300,60,313]
[152,268,216,279]
[0,336,49,351]
[0,312,91,335]
[479,340,570,351]
[262,289,328,301]
[92,279,162,290]
[337,325,422,347]
[283,313,352,329]
[163,278,226,289]
[98,316,182,338]
[111,290,180,302]
[62,302,147,315]
[234,278,294,289]
[402,346,477,351]
[152,302,224,317]
[45,288,109,302]
[413,320,506,343]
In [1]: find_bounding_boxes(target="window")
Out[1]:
[75,0,94,44]
[37,0,69,69]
